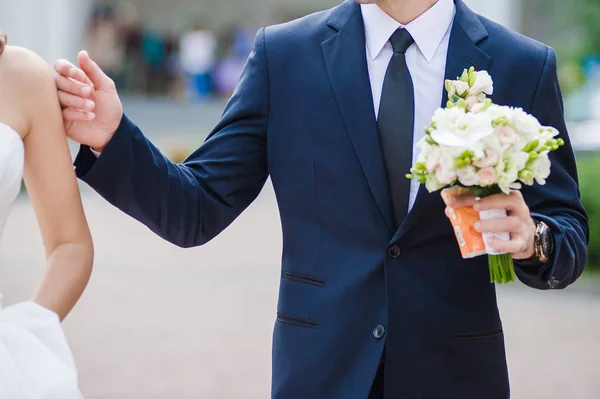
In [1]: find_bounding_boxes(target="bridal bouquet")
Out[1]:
[407,67,564,284]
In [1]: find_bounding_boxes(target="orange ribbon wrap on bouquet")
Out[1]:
[441,187,486,259]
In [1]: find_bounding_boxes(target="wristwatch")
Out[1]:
[532,219,553,264]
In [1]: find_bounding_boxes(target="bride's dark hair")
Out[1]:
[0,30,6,55]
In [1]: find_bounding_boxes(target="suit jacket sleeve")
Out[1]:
[515,47,589,289]
[74,28,270,248]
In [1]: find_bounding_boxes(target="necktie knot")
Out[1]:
[390,28,414,54]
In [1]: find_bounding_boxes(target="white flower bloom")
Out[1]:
[513,151,530,171]
[430,111,494,158]
[435,166,456,186]
[465,96,480,111]
[485,104,510,120]
[438,150,456,172]
[531,155,552,185]
[473,148,500,168]
[468,70,494,97]
[497,151,526,193]
[454,81,470,97]
[425,174,444,193]
[470,102,485,113]
[512,108,542,140]
[415,139,433,162]
[496,126,518,146]
[409,70,561,197]
[477,167,498,186]
[425,146,442,172]
[457,165,478,186]
[432,107,463,133]
[445,80,457,98]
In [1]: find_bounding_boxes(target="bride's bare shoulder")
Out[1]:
[0,46,58,134]
[0,46,54,91]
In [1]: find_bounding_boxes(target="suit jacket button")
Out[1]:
[388,245,400,258]
[373,325,386,340]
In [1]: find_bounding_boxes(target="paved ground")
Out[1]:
[1,99,599,398]
[1,182,599,399]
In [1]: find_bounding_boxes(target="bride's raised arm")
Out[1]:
[4,46,93,321]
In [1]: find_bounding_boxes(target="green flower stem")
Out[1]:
[464,184,516,284]
[488,254,515,284]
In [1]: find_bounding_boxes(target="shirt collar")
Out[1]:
[361,0,455,63]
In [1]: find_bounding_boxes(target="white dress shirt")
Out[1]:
[361,0,455,211]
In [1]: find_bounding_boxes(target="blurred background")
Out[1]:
[0,0,599,398]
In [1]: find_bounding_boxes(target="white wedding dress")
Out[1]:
[0,124,83,398]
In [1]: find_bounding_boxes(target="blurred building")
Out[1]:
[102,0,523,35]
[0,0,92,64]
[0,0,524,65]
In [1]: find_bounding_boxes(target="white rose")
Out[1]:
[482,131,502,152]
[473,148,500,168]
[496,126,518,146]
[468,70,494,97]
[457,165,478,187]
[476,167,498,186]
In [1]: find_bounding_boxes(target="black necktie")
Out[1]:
[377,28,415,228]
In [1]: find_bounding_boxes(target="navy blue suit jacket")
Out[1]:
[75,1,589,397]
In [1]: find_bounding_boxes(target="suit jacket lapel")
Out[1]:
[392,0,492,243]
[322,1,395,232]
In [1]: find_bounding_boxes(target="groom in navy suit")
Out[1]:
[55,0,588,397]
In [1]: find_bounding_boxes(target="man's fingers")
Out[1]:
[444,194,477,209]
[54,59,78,78]
[78,50,114,90]
[68,66,90,85]
[58,91,95,112]
[445,207,452,218]
[55,74,93,98]
[475,216,521,233]
[474,191,524,213]
[486,237,527,256]
[62,107,95,122]
[55,58,94,90]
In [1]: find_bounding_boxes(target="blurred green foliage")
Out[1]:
[523,0,600,95]
[578,0,600,58]
[576,152,600,271]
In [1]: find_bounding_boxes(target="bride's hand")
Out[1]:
[54,51,123,152]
